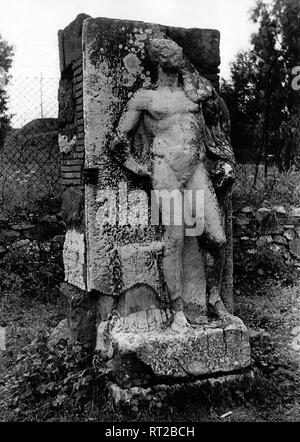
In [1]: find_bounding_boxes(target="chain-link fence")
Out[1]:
[0,74,292,216]
[7,75,59,128]
[0,75,61,216]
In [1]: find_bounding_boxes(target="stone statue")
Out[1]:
[60,16,250,380]
[111,37,235,324]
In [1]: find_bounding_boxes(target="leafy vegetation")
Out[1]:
[221,0,300,171]
[0,34,14,147]
[234,243,297,298]
[0,244,64,303]
[0,336,110,421]
[233,164,300,210]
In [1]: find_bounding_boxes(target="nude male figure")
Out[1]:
[111,38,234,322]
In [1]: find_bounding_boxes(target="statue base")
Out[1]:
[108,369,255,406]
[96,308,251,382]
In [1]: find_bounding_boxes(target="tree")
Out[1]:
[0,35,14,147]
[221,0,300,172]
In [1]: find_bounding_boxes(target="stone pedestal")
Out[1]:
[97,310,250,379]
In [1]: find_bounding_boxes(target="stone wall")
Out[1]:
[3,203,299,282]
[0,213,65,259]
[233,205,300,267]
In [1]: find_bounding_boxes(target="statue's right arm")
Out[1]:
[110,91,151,177]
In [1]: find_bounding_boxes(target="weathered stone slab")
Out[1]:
[274,235,288,246]
[290,238,300,258]
[11,223,35,231]
[241,206,254,214]
[167,27,220,87]
[257,207,271,223]
[8,239,31,251]
[58,13,91,71]
[63,229,86,290]
[61,187,84,228]
[83,18,164,296]
[0,327,6,350]
[256,235,273,248]
[96,312,250,378]
[82,17,208,304]
[48,319,71,350]
[235,217,251,227]
[274,205,286,216]
[60,282,96,349]
[290,207,300,217]
[284,229,295,241]
[108,370,255,405]
[118,241,164,295]
[0,246,7,257]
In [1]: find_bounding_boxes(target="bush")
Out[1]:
[0,244,63,302]
[0,333,110,421]
[234,244,296,296]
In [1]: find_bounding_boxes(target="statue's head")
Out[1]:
[149,38,183,72]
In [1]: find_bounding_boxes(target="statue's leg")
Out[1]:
[152,156,185,312]
[162,224,185,310]
[98,294,116,321]
[186,163,228,319]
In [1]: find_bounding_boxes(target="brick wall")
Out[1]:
[60,58,84,187]
[58,14,89,189]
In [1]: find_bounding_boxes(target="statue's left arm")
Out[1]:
[202,90,235,190]
[181,59,235,190]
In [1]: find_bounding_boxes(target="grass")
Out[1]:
[0,244,65,378]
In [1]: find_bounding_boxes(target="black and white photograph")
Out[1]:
[0,0,300,429]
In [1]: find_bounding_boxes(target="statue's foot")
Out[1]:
[170,299,209,327]
[170,311,190,333]
[208,299,232,324]
[186,315,209,326]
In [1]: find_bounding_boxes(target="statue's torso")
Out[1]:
[141,87,206,178]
